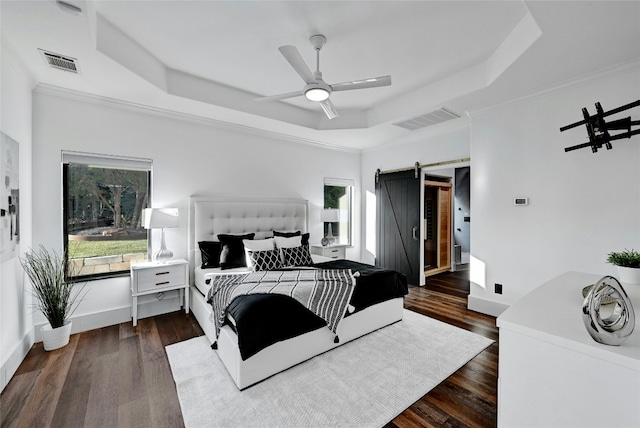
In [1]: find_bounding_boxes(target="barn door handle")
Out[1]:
[412,226,419,241]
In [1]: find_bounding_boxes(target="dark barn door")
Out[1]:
[375,169,421,285]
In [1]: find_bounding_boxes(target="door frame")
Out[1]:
[424,180,452,277]
[419,161,471,283]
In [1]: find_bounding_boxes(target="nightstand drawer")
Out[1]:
[136,264,186,292]
[310,245,347,260]
[324,248,343,259]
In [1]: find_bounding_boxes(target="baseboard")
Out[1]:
[2,294,183,393]
[467,295,509,317]
[32,294,183,342]
[1,328,35,393]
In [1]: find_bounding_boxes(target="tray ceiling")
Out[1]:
[2,1,639,150]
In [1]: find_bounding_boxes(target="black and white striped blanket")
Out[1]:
[207,269,357,345]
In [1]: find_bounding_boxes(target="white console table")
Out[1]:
[497,271,640,428]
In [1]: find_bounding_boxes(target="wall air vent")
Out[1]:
[392,108,460,131]
[39,49,79,73]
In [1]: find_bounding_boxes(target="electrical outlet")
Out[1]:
[495,283,503,294]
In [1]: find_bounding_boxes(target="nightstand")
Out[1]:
[310,244,347,260]
[130,258,189,326]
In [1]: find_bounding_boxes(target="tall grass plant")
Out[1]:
[21,245,87,328]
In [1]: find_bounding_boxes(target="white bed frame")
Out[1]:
[188,196,404,390]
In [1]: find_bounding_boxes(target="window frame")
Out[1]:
[323,177,354,247]
[62,151,153,281]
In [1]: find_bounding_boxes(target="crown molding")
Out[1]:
[468,59,640,117]
[363,59,639,152]
[33,84,360,154]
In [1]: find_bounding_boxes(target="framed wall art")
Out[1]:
[1,131,20,262]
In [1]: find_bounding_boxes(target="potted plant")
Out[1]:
[20,245,87,351]
[606,248,640,285]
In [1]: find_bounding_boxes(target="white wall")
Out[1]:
[360,65,640,317]
[32,90,361,332]
[0,48,34,392]
[470,65,640,315]
[360,125,471,266]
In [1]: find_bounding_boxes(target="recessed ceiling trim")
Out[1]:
[34,84,361,154]
[38,49,79,73]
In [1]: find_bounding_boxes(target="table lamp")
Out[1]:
[321,208,340,246]
[143,207,179,263]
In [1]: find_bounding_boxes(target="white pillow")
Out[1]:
[243,238,275,251]
[274,235,302,249]
[243,238,275,268]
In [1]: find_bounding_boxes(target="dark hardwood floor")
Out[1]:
[388,269,498,428]
[1,269,498,428]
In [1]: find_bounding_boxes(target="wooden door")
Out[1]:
[424,181,452,277]
[437,186,452,270]
[375,170,421,285]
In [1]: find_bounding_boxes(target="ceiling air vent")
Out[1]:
[393,108,460,131]
[56,0,82,14]
[39,49,79,73]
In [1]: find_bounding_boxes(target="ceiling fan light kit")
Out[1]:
[255,34,391,119]
[304,83,331,101]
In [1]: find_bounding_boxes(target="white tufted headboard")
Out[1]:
[188,196,308,280]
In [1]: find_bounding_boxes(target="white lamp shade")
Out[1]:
[143,208,179,229]
[321,208,340,223]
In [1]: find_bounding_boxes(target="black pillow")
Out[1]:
[198,241,222,269]
[218,233,255,269]
[273,230,309,245]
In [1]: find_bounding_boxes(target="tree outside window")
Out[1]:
[63,153,151,279]
[323,179,353,246]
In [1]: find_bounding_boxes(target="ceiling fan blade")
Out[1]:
[278,45,316,84]
[319,99,339,120]
[331,75,391,92]
[254,90,304,102]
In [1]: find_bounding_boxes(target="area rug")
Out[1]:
[166,309,493,428]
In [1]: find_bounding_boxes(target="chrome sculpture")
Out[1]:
[582,276,635,346]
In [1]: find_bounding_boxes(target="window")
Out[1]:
[323,178,354,246]
[62,151,152,279]
[365,190,376,256]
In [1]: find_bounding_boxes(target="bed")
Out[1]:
[188,196,408,389]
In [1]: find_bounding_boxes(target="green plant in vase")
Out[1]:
[20,245,87,350]
[607,249,640,284]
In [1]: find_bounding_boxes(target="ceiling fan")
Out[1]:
[255,34,391,120]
